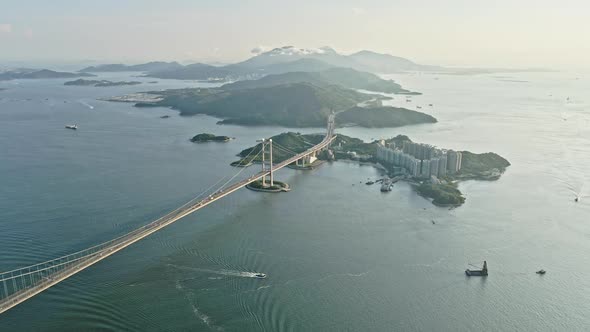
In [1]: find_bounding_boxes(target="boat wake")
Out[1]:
[174,280,224,331]
[79,100,94,109]
[168,264,263,279]
[317,270,370,282]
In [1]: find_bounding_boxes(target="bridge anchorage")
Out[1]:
[0,114,336,314]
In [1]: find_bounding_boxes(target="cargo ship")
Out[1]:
[465,261,488,276]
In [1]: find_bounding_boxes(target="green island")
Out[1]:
[416,182,465,206]
[190,133,232,143]
[337,106,436,128]
[409,150,510,206]
[233,132,509,207]
[132,83,434,128]
[233,132,379,166]
[455,151,511,180]
[0,69,95,81]
[64,79,142,87]
[109,65,435,128]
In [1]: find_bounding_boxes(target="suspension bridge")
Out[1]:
[0,114,336,314]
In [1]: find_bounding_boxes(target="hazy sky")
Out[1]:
[1,0,589,68]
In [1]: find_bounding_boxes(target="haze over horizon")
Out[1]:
[1,0,590,69]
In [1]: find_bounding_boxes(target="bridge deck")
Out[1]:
[0,120,335,314]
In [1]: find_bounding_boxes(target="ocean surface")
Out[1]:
[0,71,589,331]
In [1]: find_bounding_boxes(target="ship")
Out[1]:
[380,178,393,192]
[465,261,488,277]
[65,124,77,130]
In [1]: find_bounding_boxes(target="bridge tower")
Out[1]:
[269,139,274,186]
[258,138,273,187]
[259,139,266,187]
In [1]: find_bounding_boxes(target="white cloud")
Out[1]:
[0,24,12,33]
[250,45,270,55]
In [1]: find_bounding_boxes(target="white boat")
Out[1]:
[65,124,77,130]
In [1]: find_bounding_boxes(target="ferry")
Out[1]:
[65,124,77,130]
[465,261,488,277]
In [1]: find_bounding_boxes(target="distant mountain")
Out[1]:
[141,46,438,81]
[0,68,95,81]
[235,46,345,68]
[258,58,335,75]
[235,46,435,73]
[221,67,418,94]
[79,61,182,73]
[144,63,233,80]
[349,50,441,72]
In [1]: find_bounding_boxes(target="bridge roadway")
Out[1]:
[0,117,336,314]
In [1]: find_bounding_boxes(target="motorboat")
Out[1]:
[254,273,267,279]
[536,270,546,275]
[65,124,77,130]
[575,197,579,202]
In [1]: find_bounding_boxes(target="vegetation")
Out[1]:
[455,151,511,180]
[134,82,434,128]
[417,182,465,206]
[232,132,379,166]
[190,133,231,143]
[336,106,436,128]
[64,79,141,87]
[142,83,377,127]
[385,134,412,146]
[0,69,94,81]
[222,67,418,94]
[247,179,288,191]
[79,61,182,73]
[331,135,378,157]
[234,132,323,164]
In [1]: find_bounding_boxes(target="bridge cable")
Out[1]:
[0,143,263,277]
